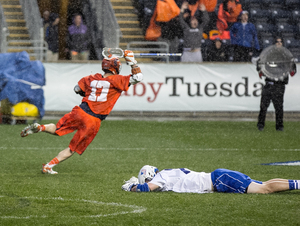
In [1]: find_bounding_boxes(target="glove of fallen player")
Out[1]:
[124,50,137,66]
[121,176,139,191]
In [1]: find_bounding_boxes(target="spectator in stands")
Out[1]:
[66,14,90,61]
[206,38,228,62]
[136,0,157,35]
[179,2,209,62]
[144,0,181,61]
[230,11,260,62]
[195,0,218,33]
[42,10,60,62]
[177,6,191,53]
[217,0,242,33]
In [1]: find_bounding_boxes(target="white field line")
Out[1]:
[1,147,300,151]
[0,196,146,219]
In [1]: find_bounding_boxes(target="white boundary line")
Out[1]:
[1,147,300,151]
[0,196,146,219]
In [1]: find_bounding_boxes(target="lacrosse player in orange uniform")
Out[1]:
[20,50,143,174]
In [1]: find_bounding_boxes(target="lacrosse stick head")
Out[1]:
[102,57,122,74]
[102,47,124,59]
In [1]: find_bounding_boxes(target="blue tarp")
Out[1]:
[0,51,46,117]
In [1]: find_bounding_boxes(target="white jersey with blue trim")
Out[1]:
[150,168,213,193]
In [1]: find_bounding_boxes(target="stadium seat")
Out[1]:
[291,10,300,24]
[285,0,300,9]
[283,37,298,49]
[296,22,300,39]
[281,33,296,40]
[289,48,300,63]
[276,23,296,37]
[270,9,291,23]
[255,22,276,37]
[249,8,271,22]
[243,0,261,10]
[261,0,284,8]
[221,39,231,45]
[260,36,274,49]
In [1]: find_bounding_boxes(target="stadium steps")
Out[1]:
[110,0,153,63]
[0,0,35,60]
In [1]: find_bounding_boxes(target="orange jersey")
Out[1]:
[78,73,130,115]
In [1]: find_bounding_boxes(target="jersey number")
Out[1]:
[88,80,110,102]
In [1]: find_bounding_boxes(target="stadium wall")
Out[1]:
[44,63,300,118]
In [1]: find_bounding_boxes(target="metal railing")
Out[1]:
[7,39,48,61]
[0,3,9,53]
[19,0,45,60]
[88,0,121,49]
[127,41,170,63]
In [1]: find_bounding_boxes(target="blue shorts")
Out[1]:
[211,168,262,194]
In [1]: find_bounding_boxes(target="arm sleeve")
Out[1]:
[229,3,242,20]
[77,77,87,92]
[179,12,189,29]
[149,172,167,189]
[84,24,91,46]
[199,10,209,29]
[111,75,131,91]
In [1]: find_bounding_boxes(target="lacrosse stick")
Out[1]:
[102,47,182,59]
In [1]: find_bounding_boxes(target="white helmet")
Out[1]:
[138,165,158,184]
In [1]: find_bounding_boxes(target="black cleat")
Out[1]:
[276,127,284,131]
[257,126,264,131]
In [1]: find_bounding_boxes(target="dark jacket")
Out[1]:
[67,21,90,52]
[230,22,260,50]
[207,42,228,62]
[43,13,59,53]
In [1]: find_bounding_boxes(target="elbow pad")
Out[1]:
[130,73,143,85]
[256,59,261,72]
[74,84,85,97]
[131,66,141,74]
[290,63,297,77]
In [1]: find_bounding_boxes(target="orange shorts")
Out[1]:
[55,106,101,155]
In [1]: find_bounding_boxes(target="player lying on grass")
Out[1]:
[122,165,300,194]
[20,50,142,174]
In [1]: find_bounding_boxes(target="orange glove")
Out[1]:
[124,50,137,65]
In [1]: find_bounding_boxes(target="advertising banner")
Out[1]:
[44,63,300,112]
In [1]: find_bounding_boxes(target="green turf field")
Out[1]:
[0,119,299,225]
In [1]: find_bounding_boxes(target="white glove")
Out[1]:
[126,176,139,184]
[124,50,137,65]
[129,73,143,85]
[121,176,138,191]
